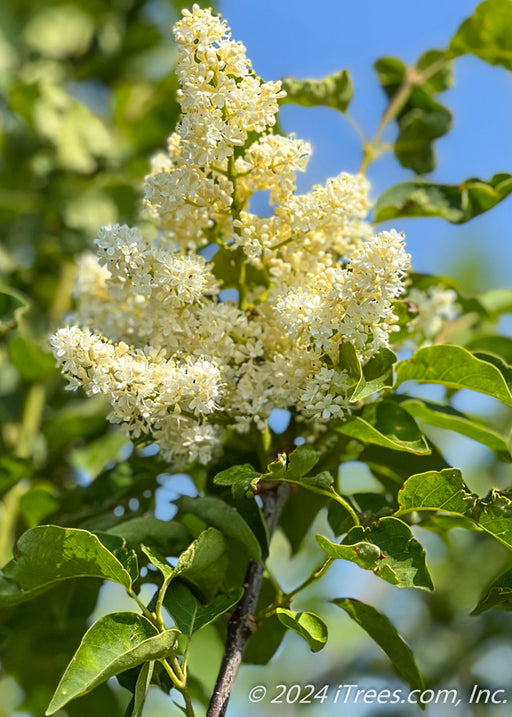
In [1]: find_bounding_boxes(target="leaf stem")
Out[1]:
[257,557,333,620]
[161,658,195,716]
[155,573,174,632]
[328,487,361,526]
[286,557,333,602]
[127,587,157,623]
[291,482,360,527]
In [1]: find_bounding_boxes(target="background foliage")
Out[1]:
[1,1,512,716]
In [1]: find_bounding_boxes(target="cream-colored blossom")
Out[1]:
[405,286,460,345]
[51,5,413,466]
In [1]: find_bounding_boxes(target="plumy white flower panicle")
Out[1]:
[51,5,441,467]
[144,4,285,249]
[50,326,223,463]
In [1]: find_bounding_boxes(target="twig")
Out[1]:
[206,481,291,717]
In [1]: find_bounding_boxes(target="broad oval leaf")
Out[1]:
[276,608,328,652]
[0,525,133,606]
[285,444,320,480]
[280,70,353,112]
[375,174,512,224]
[107,517,191,556]
[333,598,424,692]
[176,496,261,560]
[46,612,179,715]
[465,336,512,364]
[174,527,227,581]
[449,0,512,70]
[163,581,243,636]
[8,335,57,382]
[143,528,228,603]
[316,535,382,569]
[213,464,260,497]
[341,517,434,590]
[399,397,512,462]
[337,401,430,455]
[396,345,512,406]
[397,469,512,552]
[397,468,479,516]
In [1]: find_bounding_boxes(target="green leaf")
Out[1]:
[333,598,424,692]
[46,612,179,715]
[280,70,353,112]
[416,49,454,93]
[449,0,512,70]
[174,527,228,582]
[213,464,260,497]
[141,545,173,580]
[375,174,512,224]
[285,444,320,480]
[340,343,396,401]
[359,441,451,487]
[337,401,430,455]
[107,517,191,555]
[0,287,29,331]
[398,468,478,515]
[163,582,243,636]
[328,493,391,535]
[398,397,512,462]
[316,535,383,569]
[70,432,127,481]
[473,350,512,388]
[176,496,261,560]
[397,469,512,552]
[8,335,57,382]
[465,336,512,364]
[143,528,228,599]
[394,104,451,174]
[95,532,139,585]
[276,609,328,652]
[0,526,133,606]
[280,488,329,554]
[339,341,362,383]
[374,52,453,173]
[125,661,154,717]
[243,614,286,665]
[323,517,433,589]
[472,567,512,615]
[0,457,33,497]
[19,486,60,528]
[479,288,512,316]
[264,445,331,490]
[353,348,397,402]
[396,345,512,406]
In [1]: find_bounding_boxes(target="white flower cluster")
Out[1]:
[405,286,460,346]
[51,5,415,466]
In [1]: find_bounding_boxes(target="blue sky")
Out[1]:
[220,0,512,290]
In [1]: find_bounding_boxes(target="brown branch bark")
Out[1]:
[206,482,290,717]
